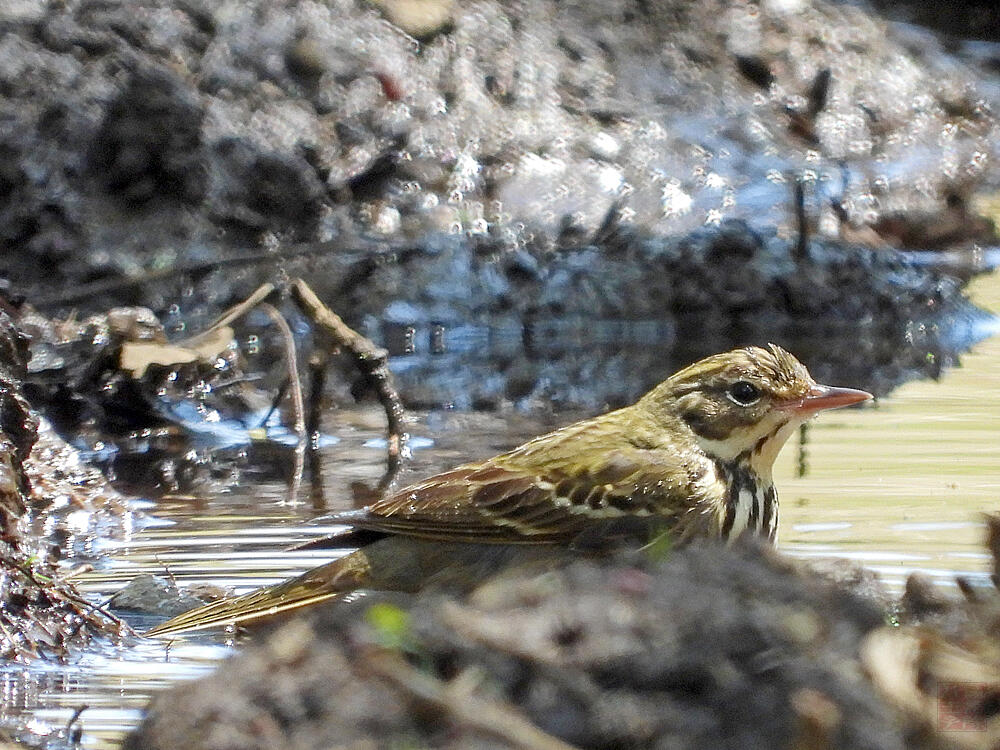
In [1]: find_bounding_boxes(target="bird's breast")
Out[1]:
[718,462,778,542]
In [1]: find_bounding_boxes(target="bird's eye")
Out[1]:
[727,381,761,406]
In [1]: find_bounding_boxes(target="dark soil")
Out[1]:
[127,541,923,750]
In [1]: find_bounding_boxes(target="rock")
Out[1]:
[369,0,455,39]
[110,575,227,618]
[87,65,207,205]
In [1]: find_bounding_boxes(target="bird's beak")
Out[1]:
[778,385,873,415]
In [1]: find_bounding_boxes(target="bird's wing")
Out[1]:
[338,441,694,545]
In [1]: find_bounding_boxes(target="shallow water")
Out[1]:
[779,270,1000,588]
[2,270,1000,748]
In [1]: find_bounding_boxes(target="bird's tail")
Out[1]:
[144,549,372,638]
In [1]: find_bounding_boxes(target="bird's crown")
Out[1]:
[666,344,813,400]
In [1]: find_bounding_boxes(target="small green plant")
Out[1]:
[642,527,674,562]
[366,602,415,652]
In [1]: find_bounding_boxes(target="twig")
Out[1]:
[259,303,306,506]
[154,555,178,588]
[794,176,810,262]
[289,278,405,486]
[166,282,306,502]
[365,650,578,750]
[306,353,328,509]
[796,423,809,479]
[31,242,352,309]
[0,614,33,660]
[17,560,135,637]
[178,283,277,348]
[257,377,291,430]
[65,704,88,743]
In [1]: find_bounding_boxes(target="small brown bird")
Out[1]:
[145,344,870,636]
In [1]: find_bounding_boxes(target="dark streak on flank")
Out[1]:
[762,485,777,541]
[721,484,737,537]
[747,490,760,531]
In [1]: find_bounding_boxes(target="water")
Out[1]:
[780,268,1000,588]
[3,269,1000,748]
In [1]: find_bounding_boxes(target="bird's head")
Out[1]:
[642,344,871,477]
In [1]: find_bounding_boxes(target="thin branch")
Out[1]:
[794,176,810,262]
[16,559,134,638]
[0,613,33,661]
[65,704,89,738]
[32,242,352,309]
[154,554,178,589]
[178,283,277,348]
[259,303,306,506]
[796,423,809,479]
[306,353,328,510]
[289,278,405,488]
[166,282,306,502]
[365,651,579,750]
[257,377,291,430]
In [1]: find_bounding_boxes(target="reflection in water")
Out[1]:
[358,233,998,411]
[3,270,999,748]
[0,640,230,749]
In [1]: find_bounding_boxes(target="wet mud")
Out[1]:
[0,311,123,663]
[122,542,928,750]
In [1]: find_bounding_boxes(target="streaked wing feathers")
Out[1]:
[344,445,689,544]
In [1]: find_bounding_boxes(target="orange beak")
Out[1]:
[778,385,873,415]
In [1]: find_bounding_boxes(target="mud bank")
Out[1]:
[126,541,961,750]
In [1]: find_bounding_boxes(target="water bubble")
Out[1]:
[661,181,692,217]
[704,172,727,189]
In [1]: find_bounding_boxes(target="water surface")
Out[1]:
[780,268,1000,587]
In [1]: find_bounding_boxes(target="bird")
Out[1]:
[144,344,871,637]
